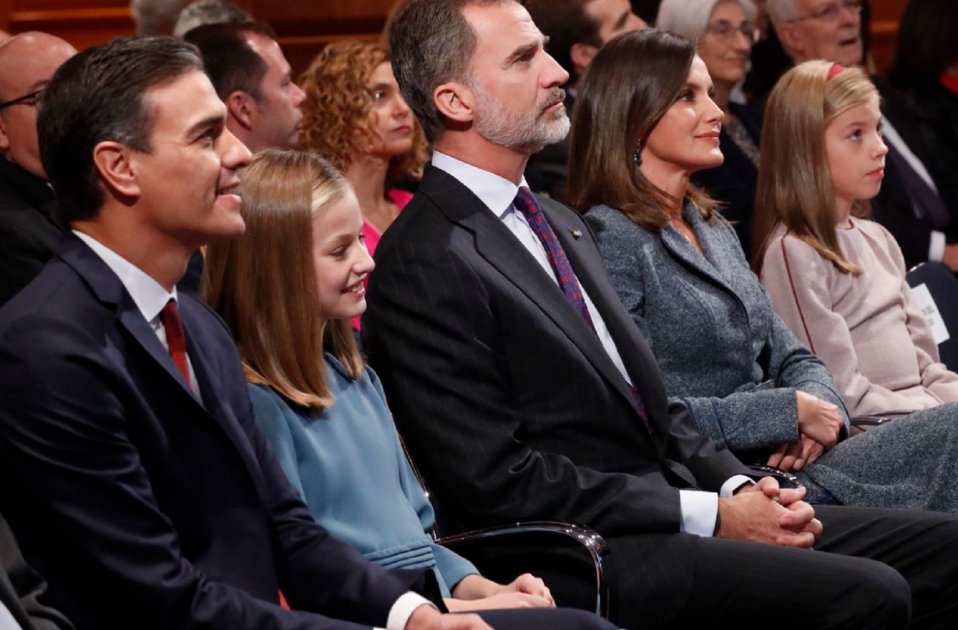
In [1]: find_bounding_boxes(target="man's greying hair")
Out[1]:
[173,0,253,38]
[765,0,799,27]
[38,36,204,223]
[130,0,191,35]
[656,0,757,42]
[388,0,506,143]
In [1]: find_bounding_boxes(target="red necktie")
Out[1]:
[160,299,192,389]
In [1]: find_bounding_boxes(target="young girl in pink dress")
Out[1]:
[754,60,958,418]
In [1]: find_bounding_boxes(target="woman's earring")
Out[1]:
[632,143,643,166]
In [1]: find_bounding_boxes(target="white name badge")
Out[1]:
[910,283,950,344]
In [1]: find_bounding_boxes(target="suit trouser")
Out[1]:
[476,608,617,630]
[600,505,958,630]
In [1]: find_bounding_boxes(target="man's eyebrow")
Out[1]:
[185,114,225,138]
[506,39,540,64]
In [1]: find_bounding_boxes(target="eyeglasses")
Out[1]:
[0,89,44,110]
[788,0,863,23]
[704,20,758,43]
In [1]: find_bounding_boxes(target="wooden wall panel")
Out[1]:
[0,0,395,79]
[249,0,396,78]
[4,0,132,49]
[0,0,911,79]
[869,0,908,77]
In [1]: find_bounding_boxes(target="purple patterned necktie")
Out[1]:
[513,187,595,330]
[513,187,652,431]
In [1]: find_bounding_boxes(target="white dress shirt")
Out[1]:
[73,231,432,628]
[432,152,748,536]
[0,601,21,630]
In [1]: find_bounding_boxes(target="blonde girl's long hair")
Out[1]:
[752,60,878,274]
[203,149,363,412]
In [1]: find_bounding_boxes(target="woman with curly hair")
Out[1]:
[298,40,428,261]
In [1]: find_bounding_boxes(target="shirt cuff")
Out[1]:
[679,475,754,537]
[679,489,718,537]
[386,592,435,630]
[721,475,754,497]
[929,230,946,262]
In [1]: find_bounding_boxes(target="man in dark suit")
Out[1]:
[0,32,76,307]
[0,35,496,630]
[364,1,958,628]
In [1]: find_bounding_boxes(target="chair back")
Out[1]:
[905,261,958,371]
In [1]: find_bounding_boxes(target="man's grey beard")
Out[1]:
[472,84,570,153]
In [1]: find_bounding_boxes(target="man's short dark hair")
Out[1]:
[389,0,508,144]
[523,0,599,78]
[183,21,276,101]
[38,36,204,224]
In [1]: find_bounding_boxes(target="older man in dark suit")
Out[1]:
[363,1,958,628]
[0,32,76,307]
[0,35,504,630]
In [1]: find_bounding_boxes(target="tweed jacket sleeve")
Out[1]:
[586,204,846,453]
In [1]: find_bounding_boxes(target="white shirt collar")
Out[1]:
[431,151,529,219]
[73,230,177,323]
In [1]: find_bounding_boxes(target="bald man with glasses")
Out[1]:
[766,0,864,67]
[0,32,76,307]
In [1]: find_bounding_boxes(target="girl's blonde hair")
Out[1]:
[752,60,878,274]
[204,150,363,412]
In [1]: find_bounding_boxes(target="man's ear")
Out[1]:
[433,81,475,124]
[0,116,10,153]
[92,140,140,199]
[569,42,598,79]
[225,90,255,130]
[775,23,803,62]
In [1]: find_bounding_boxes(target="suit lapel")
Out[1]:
[59,233,270,496]
[421,168,643,423]
[546,202,674,443]
[56,235,198,403]
[661,209,742,299]
[58,235,262,475]
[179,300,264,480]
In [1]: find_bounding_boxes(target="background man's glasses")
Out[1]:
[789,0,863,23]
[0,89,43,110]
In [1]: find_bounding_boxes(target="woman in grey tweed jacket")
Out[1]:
[565,29,958,510]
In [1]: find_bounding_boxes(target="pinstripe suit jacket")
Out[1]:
[363,165,749,539]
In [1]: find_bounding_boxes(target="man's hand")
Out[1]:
[406,606,493,630]
[767,433,826,471]
[718,477,822,547]
[796,390,842,448]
